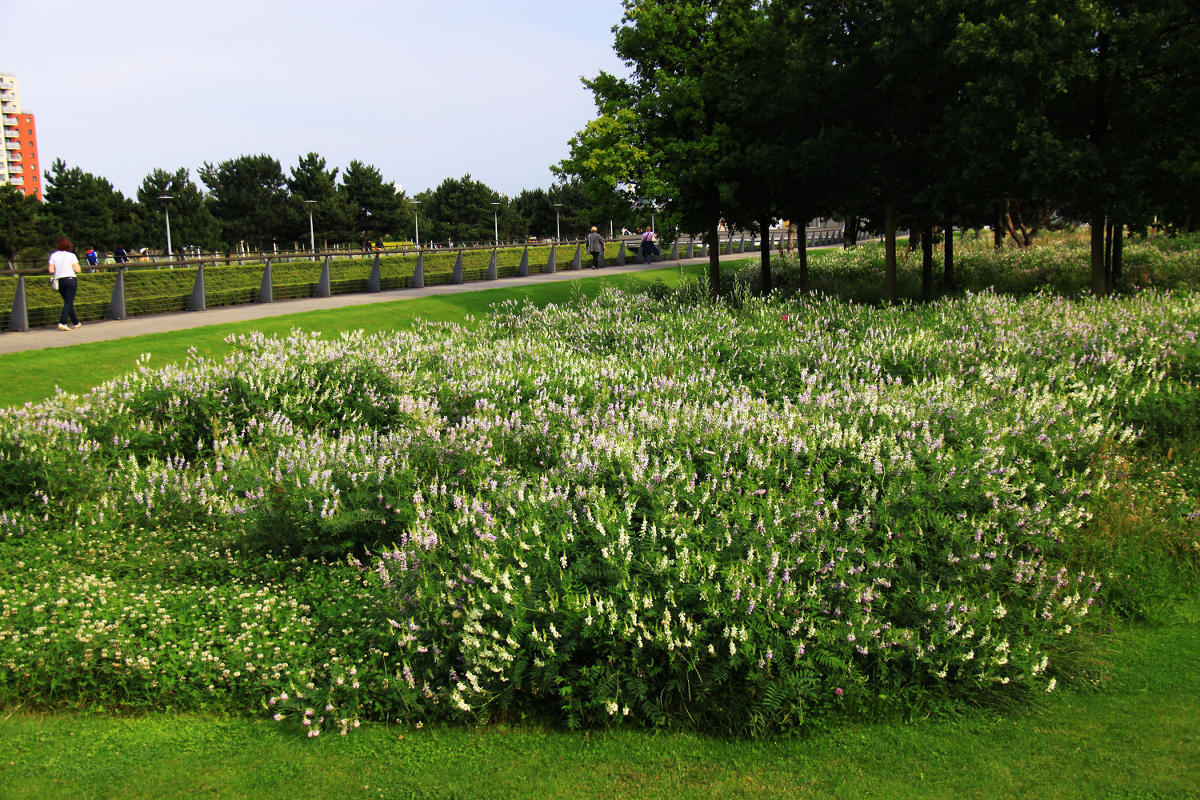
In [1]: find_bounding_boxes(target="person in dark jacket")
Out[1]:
[586,226,605,269]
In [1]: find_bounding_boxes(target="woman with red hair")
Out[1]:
[48,237,82,331]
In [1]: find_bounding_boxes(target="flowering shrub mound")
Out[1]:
[2,288,1198,736]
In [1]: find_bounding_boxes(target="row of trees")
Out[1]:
[555,0,1200,299]
[1,154,653,263]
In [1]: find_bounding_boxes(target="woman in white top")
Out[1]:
[48,237,83,331]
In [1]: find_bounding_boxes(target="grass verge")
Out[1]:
[0,264,709,409]
[1,604,1195,800]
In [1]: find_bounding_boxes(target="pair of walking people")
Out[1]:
[586,226,659,269]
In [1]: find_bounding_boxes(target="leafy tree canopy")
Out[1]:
[199,154,291,250]
[288,153,354,248]
[423,175,506,245]
[340,160,407,247]
[0,183,48,260]
[42,158,136,251]
[135,167,220,252]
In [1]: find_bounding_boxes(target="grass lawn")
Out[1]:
[1,605,1195,799]
[0,264,706,409]
[2,249,1197,799]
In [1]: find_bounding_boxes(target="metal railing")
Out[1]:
[3,228,849,332]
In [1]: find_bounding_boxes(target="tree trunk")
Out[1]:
[1112,221,1124,285]
[843,216,859,248]
[943,214,954,291]
[994,211,1004,250]
[707,215,722,301]
[884,200,898,304]
[909,226,921,252]
[760,216,772,295]
[798,222,808,289]
[921,223,934,302]
[1104,218,1114,286]
[1090,212,1107,295]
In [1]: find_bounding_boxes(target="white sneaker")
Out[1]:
[72,322,82,329]
[57,323,70,331]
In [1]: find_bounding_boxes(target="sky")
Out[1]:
[0,0,628,199]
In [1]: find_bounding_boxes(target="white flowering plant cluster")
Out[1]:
[1,286,1197,735]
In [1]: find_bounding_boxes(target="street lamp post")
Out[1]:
[412,200,420,249]
[553,203,563,242]
[157,195,173,263]
[490,201,500,247]
[304,200,317,253]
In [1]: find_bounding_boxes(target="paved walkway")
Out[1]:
[0,252,758,355]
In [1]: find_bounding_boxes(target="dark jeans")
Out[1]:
[590,250,603,268]
[58,276,79,325]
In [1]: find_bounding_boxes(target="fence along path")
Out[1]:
[1,229,846,351]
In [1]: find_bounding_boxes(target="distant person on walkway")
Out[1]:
[48,237,82,331]
[640,227,659,263]
[85,248,98,269]
[586,226,605,269]
[114,246,128,263]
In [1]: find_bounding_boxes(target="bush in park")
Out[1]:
[1,284,1198,737]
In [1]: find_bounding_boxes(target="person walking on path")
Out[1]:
[586,226,605,269]
[640,227,659,263]
[48,237,83,331]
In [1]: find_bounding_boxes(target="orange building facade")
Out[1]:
[1,72,42,201]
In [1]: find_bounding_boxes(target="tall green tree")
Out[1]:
[719,2,811,294]
[553,105,658,238]
[42,159,136,251]
[599,0,762,299]
[1050,0,1200,291]
[550,179,622,240]
[135,168,220,253]
[423,175,505,245]
[340,161,406,248]
[287,153,353,249]
[799,0,967,302]
[513,188,555,240]
[0,183,47,260]
[199,154,290,250]
[513,181,613,241]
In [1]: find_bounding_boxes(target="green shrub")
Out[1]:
[3,286,1197,737]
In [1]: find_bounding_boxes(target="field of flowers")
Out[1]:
[1,283,1198,738]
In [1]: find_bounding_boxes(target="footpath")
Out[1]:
[0,252,756,356]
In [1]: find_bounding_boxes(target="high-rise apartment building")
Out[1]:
[1,71,42,201]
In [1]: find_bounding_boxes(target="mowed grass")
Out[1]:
[1,606,1196,800]
[0,264,707,409]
